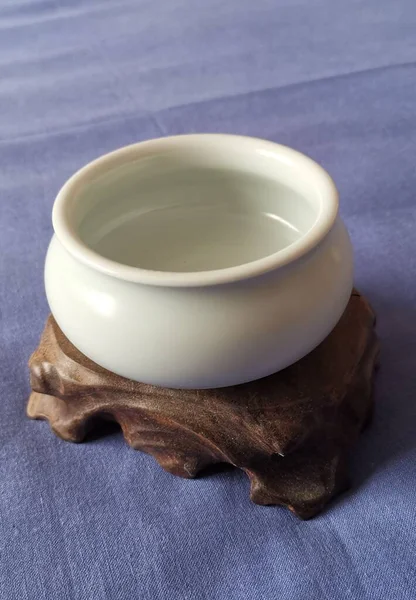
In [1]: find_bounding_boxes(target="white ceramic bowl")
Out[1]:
[45,134,353,389]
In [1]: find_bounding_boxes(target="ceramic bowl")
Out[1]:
[45,134,353,389]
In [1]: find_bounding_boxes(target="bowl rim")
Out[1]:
[52,133,339,288]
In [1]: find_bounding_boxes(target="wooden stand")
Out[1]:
[27,291,378,519]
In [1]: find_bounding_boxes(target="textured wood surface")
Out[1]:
[27,291,379,519]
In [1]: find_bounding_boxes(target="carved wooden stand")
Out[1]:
[27,291,378,519]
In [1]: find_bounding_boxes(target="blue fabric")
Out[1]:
[1,1,416,598]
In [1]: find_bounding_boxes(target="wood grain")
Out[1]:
[27,291,379,519]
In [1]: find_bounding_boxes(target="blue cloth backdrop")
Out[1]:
[1,1,415,598]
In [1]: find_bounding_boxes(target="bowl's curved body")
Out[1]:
[45,217,353,389]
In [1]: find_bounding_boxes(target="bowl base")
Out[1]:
[27,290,378,519]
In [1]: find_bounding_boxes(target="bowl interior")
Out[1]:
[71,141,323,273]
